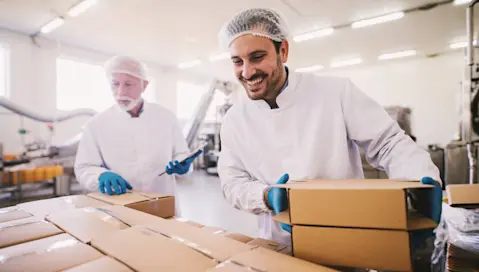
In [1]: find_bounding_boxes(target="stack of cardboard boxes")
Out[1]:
[272,179,438,271]
[0,190,337,271]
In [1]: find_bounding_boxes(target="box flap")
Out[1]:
[92,205,165,226]
[246,238,289,252]
[88,190,170,206]
[206,262,250,271]
[272,211,291,225]
[46,207,129,243]
[91,226,217,271]
[226,247,339,272]
[0,207,32,223]
[272,179,431,190]
[446,184,479,206]
[64,256,133,272]
[144,220,254,262]
[17,195,109,219]
[201,226,227,234]
[0,216,63,248]
[222,233,254,244]
[169,217,204,228]
[0,233,103,272]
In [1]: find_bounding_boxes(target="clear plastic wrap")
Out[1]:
[431,203,479,272]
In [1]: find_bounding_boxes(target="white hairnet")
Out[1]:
[104,56,148,81]
[218,8,291,50]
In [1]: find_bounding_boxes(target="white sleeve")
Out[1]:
[341,78,441,184]
[217,120,270,215]
[73,124,108,191]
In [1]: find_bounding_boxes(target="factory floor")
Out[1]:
[0,170,259,237]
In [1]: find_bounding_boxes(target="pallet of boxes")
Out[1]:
[431,184,479,271]
[271,179,440,272]
[0,190,338,271]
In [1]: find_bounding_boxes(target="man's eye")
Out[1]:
[251,55,264,61]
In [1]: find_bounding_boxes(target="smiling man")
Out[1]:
[216,8,442,246]
[74,56,201,215]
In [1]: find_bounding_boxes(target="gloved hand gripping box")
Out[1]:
[272,179,437,272]
[88,190,174,219]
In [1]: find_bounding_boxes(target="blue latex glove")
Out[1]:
[267,173,291,233]
[165,150,203,175]
[99,172,133,195]
[411,176,443,249]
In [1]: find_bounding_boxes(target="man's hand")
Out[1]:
[411,176,443,248]
[99,172,133,195]
[266,173,291,233]
[165,150,203,175]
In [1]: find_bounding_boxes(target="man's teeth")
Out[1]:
[246,77,264,86]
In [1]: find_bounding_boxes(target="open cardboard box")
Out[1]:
[272,179,438,272]
[64,256,134,272]
[206,247,338,272]
[0,233,103,272]
[0,206,32,223]
[446,184,479,208]
[46,207,130,244]
[0,216,63,248]
[88,190,174,218]
[16,195,110,219]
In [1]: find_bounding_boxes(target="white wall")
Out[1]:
[318,52,464,148]
[0,28,214,154]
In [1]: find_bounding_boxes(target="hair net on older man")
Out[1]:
[218,8,291,50]
[104,56,149,81]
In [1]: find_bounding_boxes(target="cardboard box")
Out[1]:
[200,226,254,243]
[88,190,174,218]
[273,179,436,229]
[142,220,255,262]
[0,216,63,248]
[91,226,219,271]
[247,238,290,254]
[272,179,438,271]
[0,233,103,272]
[90,205,166,226]
[0,206,32,223]
[206,247,339,272]
[446,184,479,207]
[17,195,110,218]
[46,207,130,244]
[168,216,204,228]
[64,256,133,272]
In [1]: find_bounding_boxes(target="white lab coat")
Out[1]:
[74,102,190,216]
[217,71,440,245]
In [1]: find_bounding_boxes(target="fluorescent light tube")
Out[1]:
[178,59,202,69]
[40,18,64,33]
[330,58,362,68]
[67,0,98,17]
[209,52,230,62]
[295,65,324,72]
[293,28,334,43]
[378,50,417,60]
[351,12,405,28]
[454,0,472,5]
[450,40,477,49]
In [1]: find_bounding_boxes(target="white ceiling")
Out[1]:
[0,0,477,80]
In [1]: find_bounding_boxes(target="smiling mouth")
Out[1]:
[244,76,265,90]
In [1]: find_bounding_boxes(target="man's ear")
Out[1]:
[280,40,289,63]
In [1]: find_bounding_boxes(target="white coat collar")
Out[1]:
[248,68,299,111]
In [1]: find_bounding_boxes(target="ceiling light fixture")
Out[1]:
[209,52,230,62]
[453,0,472,5]
[450,40,477,49]
[330,58,362,68]
[295,65,324,72]
[351,12,405,28]
[178,59,202,69]
[293,28,334,43]
[40,18,65,33]
[67,0,98,17]
[378,49,417,60]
